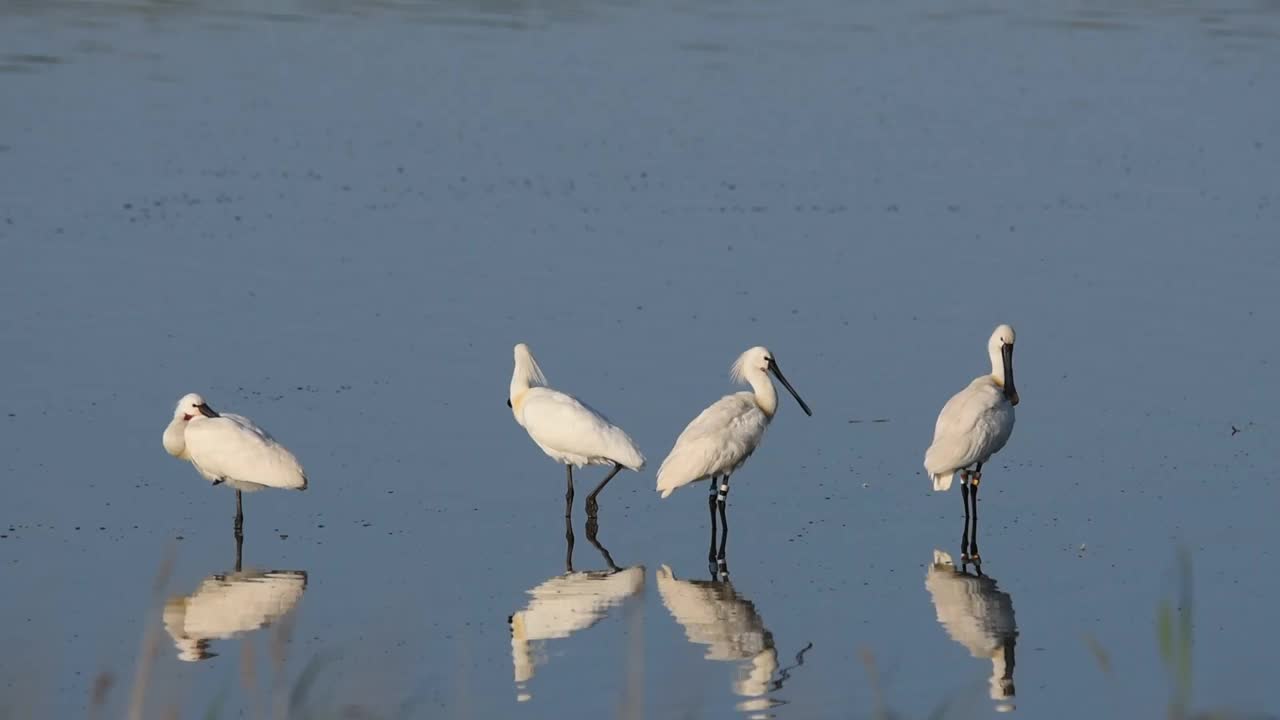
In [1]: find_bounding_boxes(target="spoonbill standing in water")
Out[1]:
[163,393,307,537]
[507,343,645,519]
[656,347,812,562]
[924,324,1019,562]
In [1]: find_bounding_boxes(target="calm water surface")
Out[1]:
[1,0,1278,717]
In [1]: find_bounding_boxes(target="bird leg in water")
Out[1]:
[564,465,575,518]
[960,472,971,559]
[585,463,623,518]
[708,476,720,564]
[969,463,982,562]
[585,517,620,572]
[716,475,731,563]
[234,490,244,539]
[564,513,575,573]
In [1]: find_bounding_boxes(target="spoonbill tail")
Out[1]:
[655,346,812,563]
[507,343,645,519]
[923,324,1019,561]
[163,393,307,537]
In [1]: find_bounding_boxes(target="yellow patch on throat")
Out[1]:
[991,374,1005,388]
[511,390,530,413]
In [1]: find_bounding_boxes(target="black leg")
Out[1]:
[234,489,244,539]
[585,517,620,572]
[585,463,623,518]
[565,465,574,518]
[708,475,719,565]
[970,465,982,564]
[564,513,575,573]
[960,472,971,559]
[716,475,730,563]
[234,531,243,573]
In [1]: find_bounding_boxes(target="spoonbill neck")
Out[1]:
[744,368,778,418]
[510,350,547,400]
[988,344,1007,387]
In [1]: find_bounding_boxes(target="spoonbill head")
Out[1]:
[163,393,307,537]
[655,346,812,538]
[986,324,1018,407]
[923,325,1020,562]
[506,343,645,518]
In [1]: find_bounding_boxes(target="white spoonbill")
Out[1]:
[164,557,307,663]
[163,393,307,536]
[923,324,1019,561]
[925,550,1018,712]
[655,347,811,558]
[507,343,645,518]
[657,565,810,717]
[508,523,644,701]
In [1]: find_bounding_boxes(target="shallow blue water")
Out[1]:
[1,0,1278,717]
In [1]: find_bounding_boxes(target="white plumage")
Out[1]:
[655,565,780,713]
[163,393,307,492]
[508,566,645,696]
[515,388,645,470]
[656,346,811,500]
[163,568,307,662]
[924,325,1019,491]
[163,393,306,533]
[508,343,644,516]
[925,550,1017,711]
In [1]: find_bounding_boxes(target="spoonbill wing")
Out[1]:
[521,388,645,470]
[184,415,307,490]
[657,393,765,496]
[925,381,1014,479]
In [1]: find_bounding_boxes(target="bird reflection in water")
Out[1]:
[656,547,811,719]
[163,534,307,662]
[924,550,1017,713]
[508,517,645,702]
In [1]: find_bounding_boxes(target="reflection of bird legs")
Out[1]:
[585,463,623,519]
[564,514,576,573]
[960,463,983,567]
[234,531,243,573]
[585,517,621,572]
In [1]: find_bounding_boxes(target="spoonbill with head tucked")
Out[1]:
[163,393,307,537]
[655,347,812,562]
[163,536,307,662]
[507,343,645,519]
[923,324,1019,561]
